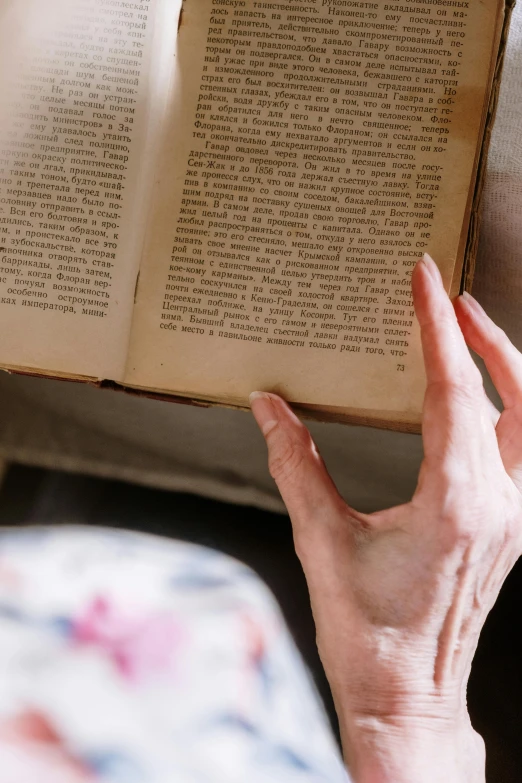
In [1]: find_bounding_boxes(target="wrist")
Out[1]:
[338,710,485,783]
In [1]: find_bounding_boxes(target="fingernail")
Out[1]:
[460,291,486,316]
[421,253,441,280]
[249,392,279,437]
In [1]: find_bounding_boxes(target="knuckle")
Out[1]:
[427,464,521,556]
[268,427,311,485]
[446,375,483,407]
[489,323,511,351]
[438,481,507,547]
[429,466,482,540]
[428,372,483,408]
[439,501,479,548]
[458,362,483,389]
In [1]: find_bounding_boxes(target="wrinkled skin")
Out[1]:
[251,255,522,783]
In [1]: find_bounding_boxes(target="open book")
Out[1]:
[0,0,514,432]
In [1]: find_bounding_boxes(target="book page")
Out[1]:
[125,0,504,420]
[0,0,176,380]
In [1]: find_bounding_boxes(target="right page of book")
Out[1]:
[125,0,505,425]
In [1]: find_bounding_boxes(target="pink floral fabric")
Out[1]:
[0,527,349,783]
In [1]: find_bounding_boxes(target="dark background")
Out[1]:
[0,463,520,781]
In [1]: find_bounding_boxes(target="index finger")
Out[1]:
[412,255,489,467]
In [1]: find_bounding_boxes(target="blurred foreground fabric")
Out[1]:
[0,526,348,783]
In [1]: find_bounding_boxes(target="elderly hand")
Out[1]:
[250,255,522,783]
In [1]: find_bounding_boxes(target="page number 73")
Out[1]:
[397,364,405,372]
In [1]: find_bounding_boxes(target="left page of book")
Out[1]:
[0,0,177,380]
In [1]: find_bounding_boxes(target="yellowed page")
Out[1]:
[0,0,176,380]
[126,0,504,416]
